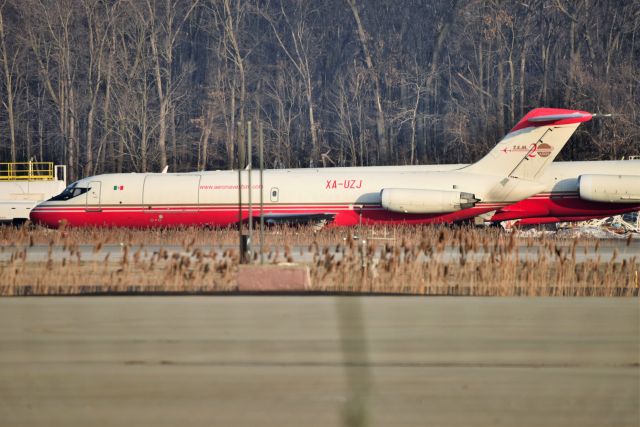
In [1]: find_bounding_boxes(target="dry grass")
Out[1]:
[0,222,365,247]
[0,225,637,296]
[310,229,638,296]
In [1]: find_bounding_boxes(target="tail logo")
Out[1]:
[536,143,553,158]
[500,143,553,158]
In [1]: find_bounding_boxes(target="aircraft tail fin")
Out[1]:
[463,108,592,180]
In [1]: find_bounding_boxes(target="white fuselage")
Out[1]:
[29,160,640,228]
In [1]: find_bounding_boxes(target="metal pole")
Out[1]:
[259,122,264,264]
[247,121,253,264]
[237,121,243,263]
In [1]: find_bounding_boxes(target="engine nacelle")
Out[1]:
[579,174,640,203]
[381,188,479,214]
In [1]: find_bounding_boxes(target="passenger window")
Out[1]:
[270,187,279,202]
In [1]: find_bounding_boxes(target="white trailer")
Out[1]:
[0,162,66,224]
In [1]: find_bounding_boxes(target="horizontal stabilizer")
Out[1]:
[528,112,592,122]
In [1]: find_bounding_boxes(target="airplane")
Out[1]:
[30,107,615,229]
[488,159,640,226]
[340,159,640,226]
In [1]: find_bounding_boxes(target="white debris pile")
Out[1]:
[507,212,640,239]
[555,227,640,239]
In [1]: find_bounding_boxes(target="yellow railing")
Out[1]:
[0,162,55,180]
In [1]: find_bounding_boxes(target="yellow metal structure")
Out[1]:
[0,162,55,181]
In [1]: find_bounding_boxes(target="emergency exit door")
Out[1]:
[86,181,101,211]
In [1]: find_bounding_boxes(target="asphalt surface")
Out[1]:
[0,297,638,427]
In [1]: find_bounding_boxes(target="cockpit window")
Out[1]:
[49,182,90,201]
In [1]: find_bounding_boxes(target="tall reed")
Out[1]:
[0,225,637,296]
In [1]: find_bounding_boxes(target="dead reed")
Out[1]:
[0,225,637,296]
[309,227,638,296]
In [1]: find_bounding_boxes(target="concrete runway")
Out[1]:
[0,297,638,427]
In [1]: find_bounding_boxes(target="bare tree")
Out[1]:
[217,0,248,169]
[0,0,636,173]
[262,1,322,164]
[23,0,81,181]
[346,0,388,162]
[81,0,120,176]
[0,0,19,162]
[142,0,199,171]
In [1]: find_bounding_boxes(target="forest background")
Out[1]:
[0,0,637,182]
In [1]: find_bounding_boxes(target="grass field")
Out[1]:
[0,225,637,296]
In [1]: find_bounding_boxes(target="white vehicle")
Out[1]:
[0,162,66,225]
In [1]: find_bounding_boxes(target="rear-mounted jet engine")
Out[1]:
[578,174,640,203]
[380,188,479,214]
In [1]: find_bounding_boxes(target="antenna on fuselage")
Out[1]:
[161,165,169,173]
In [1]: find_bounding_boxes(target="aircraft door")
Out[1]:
[86,181,101,211]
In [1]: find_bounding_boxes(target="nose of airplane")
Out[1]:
[30,203,59,228]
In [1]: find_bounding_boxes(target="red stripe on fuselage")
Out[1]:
[491,193,640,222]
[30,202,509,228]
[35,192,638,229]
